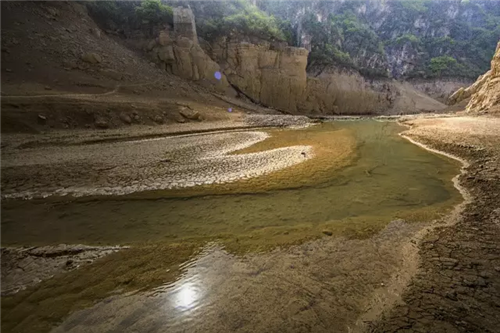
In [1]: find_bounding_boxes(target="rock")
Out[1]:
[173,7,198,42]
[322,230,333,236]
[153,115,164,124]
[94,118,109,129]
[179,109,201,121]
[38,114,47,121]
[119,113,131,125]
[449,41,500,113]
[91,28,101,38]
[100,69,123,81]
[175,115,186,123]
[44,86,52,90]
[158,30,170,46]
[158,45,175,62]
[146,40,156,51]
[82,52,102,64]
[5,68,12,73]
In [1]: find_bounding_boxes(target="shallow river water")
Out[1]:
[2,121,461,248]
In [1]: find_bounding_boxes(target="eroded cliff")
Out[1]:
[448,42,500,113]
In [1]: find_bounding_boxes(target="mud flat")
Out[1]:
[1,130,313,199]
[1,245,124,296]
[370,115,500,332]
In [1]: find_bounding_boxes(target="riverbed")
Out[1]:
[1,120,463,333]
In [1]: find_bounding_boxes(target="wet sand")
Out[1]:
[371,115,500,332]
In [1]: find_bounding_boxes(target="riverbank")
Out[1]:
[371,115,500,332]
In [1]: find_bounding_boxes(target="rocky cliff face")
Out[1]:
[209,41,308,112]
[98,3,449,115]
[451,42,500,113]
[141,8,230,93]
[256,0,500,80]
[207,37,444,115]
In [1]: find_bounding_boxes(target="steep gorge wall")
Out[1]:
[207,38,444,115]
[137,8,231,94]
[139,7,445,115]
[448,41,500,113]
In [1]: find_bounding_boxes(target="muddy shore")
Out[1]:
[371,115,500,332]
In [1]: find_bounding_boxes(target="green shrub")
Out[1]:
[135,0,173,26]
[195,0,288,42]
[428,56,458,75]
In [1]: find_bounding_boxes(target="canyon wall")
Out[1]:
[206,38,444,115]
[453,41,500,113]
[143,8,230,93]
[143,7,445,115]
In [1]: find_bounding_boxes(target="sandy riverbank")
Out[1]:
[371,115,500,332]
[1,115,318,199]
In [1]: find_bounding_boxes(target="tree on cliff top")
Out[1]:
[135,0,173,35]
[194,0,290,43]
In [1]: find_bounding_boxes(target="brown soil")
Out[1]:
[370,115,500,332]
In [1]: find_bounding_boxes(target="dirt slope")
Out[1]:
[1,1,253,133]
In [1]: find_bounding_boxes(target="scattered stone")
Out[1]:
[101,69,123,81]
[179,109,201,121]
[174,115,186,123]
[94,119,109,129]
[81,52,102,64]
[119,113,132,125]
[91,28,101,38]
[153,115,164,124]
[322,230,333,236]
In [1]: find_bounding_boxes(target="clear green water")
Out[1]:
[1,121,461,249]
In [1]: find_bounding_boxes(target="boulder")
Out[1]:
[81,52,102,64]
[153,115,164,124]
[179,109,201,121]
[119,113,131,124]
[100,69,123,81]
[174,114,186,123]
[94,118,109,129]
